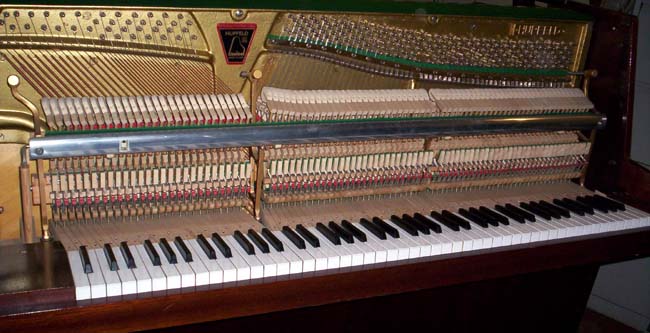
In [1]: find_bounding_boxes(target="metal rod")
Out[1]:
[29,113,605,160]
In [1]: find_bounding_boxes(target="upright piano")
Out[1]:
[0,1,647,332]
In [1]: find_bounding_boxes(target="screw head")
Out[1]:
[7,74,19,87]
[231,9,246,20]
[34,147,44,155]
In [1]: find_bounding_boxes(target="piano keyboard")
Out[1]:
[66,194,650,300]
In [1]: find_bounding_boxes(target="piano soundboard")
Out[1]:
[0,1,647,331]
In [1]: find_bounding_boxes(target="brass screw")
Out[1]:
[231,9,246,21]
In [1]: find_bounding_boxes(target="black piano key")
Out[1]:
[592,194,625,211]
[317,222,341,245]
[390,215,418,236]
[174,236,193,263]
[478,206,509,225]
[262,228,284,252]
[159,238,177,264]
[329,222,354,244]
[282,226,306,249]
[233,230,255,255]
[553,199,585,216]
[470,207,499,227]
[458,208,488,228]
[414,213,442,233]
[442,210,471,230]
[144,239,161,266]
[495,205,525,224]
[296,224,320,248]
[119,241,136,269]
[539,200,570,218]
[360,218,386,240]
[430,211,460,231]
[197,234,216,259]
[341,220,367,242]
[587,195,616,212]
[372,217,399,238]
[520,202,551,220]
[211,233,232,258]
[402,214,430,235]
[577,196,608,213]
[247,229,270,253]
[506,203,536,222]
[103,243,118,271]
[562,198,594,215]
[79,245,93,274]
[529,201,561,219]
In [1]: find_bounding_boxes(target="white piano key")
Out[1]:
[302,236,329,271]
[559,217,581,237]
[219,237,251,281]
[626,206,650,226]
[271,231,304,274]
[265,245,291,276]
[614,210,639,229]
[410,231,433,256]
[182,241,210,286]
[352,222,386,263]
[412,230,442,256]
[91,248,121,297]
[500,222,522,245]
[67,251,91,301]
[215,256,238,284]
[429,218,464,253]
[383,220,422,258]
[387,235,411,260]
[485,224,508,247]
[343,241,366,266]
[451,214,486,250]
[531,218,552,241]
[542,219,560,240]
[244,232,279,278]
[85,248,107,299]
[127,245,153,293]
[165,244,196,288]
[273,231,314,273]
[512,220,533,243]
[308,227,343,269]
[567,215,595,234]
[111,246,137,295]
[225,236,263,279]
[622,207,649,227]
[187,239,224,285]
[256,250,278,278]
[135,244,166,292]
[151,243,181,290]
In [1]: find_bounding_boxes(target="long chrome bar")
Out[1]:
[29,114,605,159]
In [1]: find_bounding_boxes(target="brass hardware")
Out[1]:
[250,147,266,220]
[241,70,263,123]
[580,128,598,187]
[35,158,49,240]
[19,145,34,243]
[577,69,598,187]
[7,76,48,240]
[231,9,247,21]
[7,75,43,137]
[582,69,598,97]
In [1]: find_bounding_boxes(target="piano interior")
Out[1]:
[0,1,647,332]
